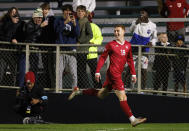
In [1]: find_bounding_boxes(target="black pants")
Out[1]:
[41,52,55,88]
[153,69,169,91]
[87,58,102,88]
[14,103,45,118]
[77,54,89,89]
[0,51,18,86]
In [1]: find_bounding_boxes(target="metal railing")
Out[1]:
[0,41,188,97]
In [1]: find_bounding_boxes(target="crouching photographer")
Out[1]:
[14,71,48,124]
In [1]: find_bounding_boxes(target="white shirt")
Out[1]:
[73,0,96,12]
[130,20,157,46]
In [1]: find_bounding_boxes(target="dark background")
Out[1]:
[0,88,189,124]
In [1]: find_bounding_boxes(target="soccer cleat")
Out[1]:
[131,117,147,127]
[68,87,81,100]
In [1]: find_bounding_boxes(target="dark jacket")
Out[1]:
[0,15,20,42]
[24,19,42,43]
[172,45,188,71]
[40,16,56,44]
[77,17,93,51]
[153,42,172,71]
[54,17,80,50]
[15,85,47,117]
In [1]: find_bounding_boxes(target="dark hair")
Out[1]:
[40,2,50,10]
[140,7,149,16]
[61,4,73,12]
[7,7,19,18]
[176,35,185,42]
[0,7,19,22]
[115,25,125,31]
[76,5,87,11]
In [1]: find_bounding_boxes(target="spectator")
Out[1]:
[68,25,146,127]
[54,4,80,91]
[73,0,96,22]
[0,7,20,86]
[14,71,48,124]
[152,33,172,95]
[40,2,56,44]
[172,35,188,95]
[160,0,189,44]
[40,2,56,88]
[87,22,103,88]
[127,8,157,89]
[76,5,93,89]
[19,8,47,87]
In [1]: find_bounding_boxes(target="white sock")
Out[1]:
[129,115,136,122]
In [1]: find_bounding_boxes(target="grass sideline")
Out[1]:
[0,123,189,131]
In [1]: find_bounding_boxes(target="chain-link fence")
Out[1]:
[0,41,189,97]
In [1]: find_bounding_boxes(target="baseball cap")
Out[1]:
[176,35,185,42]
[32,8,43,18]
[25,71,35,83]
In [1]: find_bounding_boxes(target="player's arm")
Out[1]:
[127,44,137,83]
[95,43,110,82]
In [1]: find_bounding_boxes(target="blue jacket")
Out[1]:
[54,17,80,50]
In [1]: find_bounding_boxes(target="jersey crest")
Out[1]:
[177,3,181,8]
[147,29,151,34]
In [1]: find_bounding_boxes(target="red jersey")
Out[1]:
[162,0,189,30]
[96,40,136,78]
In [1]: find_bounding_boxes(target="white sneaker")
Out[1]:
[68,87,81,100]
[131,117,147,127]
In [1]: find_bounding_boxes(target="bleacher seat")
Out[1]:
[0,0,189,44]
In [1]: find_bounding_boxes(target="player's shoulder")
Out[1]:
[149,20,156,26]
[106,40,117,46]
[124,40,132,46]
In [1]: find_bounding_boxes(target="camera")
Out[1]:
[69,13,74,18]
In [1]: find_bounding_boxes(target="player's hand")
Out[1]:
[95,73,101,83]
[132,75,137,83]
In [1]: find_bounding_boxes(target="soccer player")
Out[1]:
[68,25,147,127]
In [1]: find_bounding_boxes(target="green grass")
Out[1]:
[0,123,189,131]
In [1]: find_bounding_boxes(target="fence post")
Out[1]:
[55,45,60,93]
[25,44,29,73]
[137,45,142,93]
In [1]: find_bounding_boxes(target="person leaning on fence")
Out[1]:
[14,71,48,124]
[19,8,48,87]
[0,7,20,86]
[160,0,189,45]
[152,33,172,95]
[86,22,103,88]
[76,5,93,89]
[126,8,157,90]
[54,4,80,91]
[40,2,56,89]
[68,25,147,127]
[171,35,188,95]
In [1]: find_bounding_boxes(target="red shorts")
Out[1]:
[102,72,125,91]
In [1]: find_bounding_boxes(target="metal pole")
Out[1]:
[55,46,60,93]
[137,46,142,93]
[25,44,29,73]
